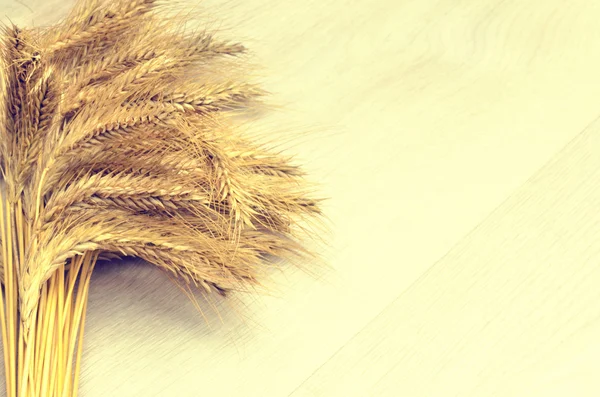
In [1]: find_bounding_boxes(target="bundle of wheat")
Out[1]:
[0,0,321,396]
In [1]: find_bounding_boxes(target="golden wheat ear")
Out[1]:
[0,0,322,396]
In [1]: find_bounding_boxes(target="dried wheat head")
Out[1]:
[0,0,322,332]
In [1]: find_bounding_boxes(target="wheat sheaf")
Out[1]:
[0,0,322,395]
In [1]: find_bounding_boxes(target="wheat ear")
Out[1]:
[0,1,323,396]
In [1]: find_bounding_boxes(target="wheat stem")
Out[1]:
[0,193,13,397]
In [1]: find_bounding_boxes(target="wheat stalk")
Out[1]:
[0,0,322,396]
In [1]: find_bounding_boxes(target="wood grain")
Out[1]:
[2,0,600,395]
[290,116,600,397]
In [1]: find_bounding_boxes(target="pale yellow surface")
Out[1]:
[2,0,600,396]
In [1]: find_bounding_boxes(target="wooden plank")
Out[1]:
[291,115,600,396]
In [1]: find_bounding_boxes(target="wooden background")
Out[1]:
[3,0,600,395]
